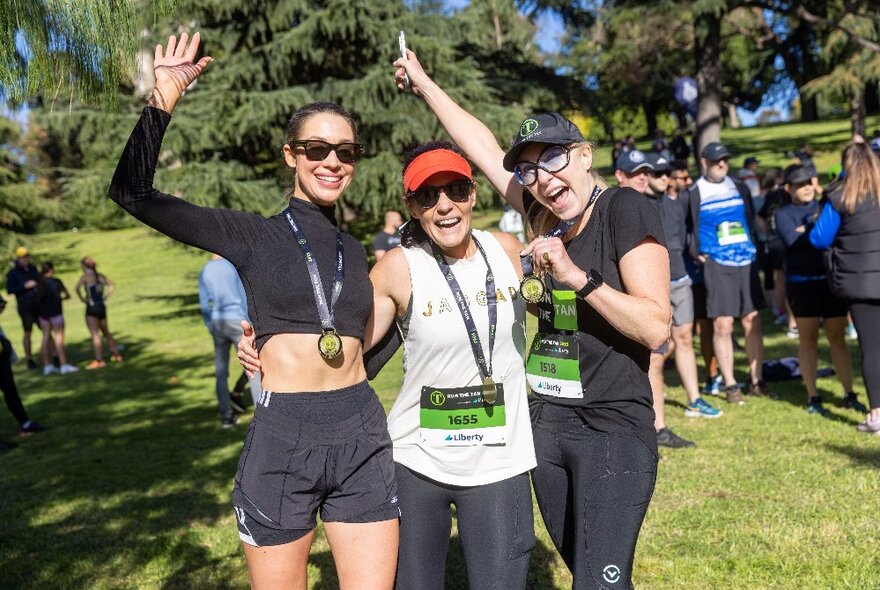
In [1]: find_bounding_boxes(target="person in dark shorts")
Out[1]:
[395,49,670,590]
[758,172,798,336]
[372,210,403,261]
[775,165,863,416]
[0,296,48,445]
[108,32,398,588]
[681,142,771,405]
[36,262,78,375]
[75,257,122,369]
[5,247,40,369]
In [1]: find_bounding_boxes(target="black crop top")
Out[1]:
[108,107,372,349]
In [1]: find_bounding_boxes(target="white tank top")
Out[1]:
[388,230,536,486]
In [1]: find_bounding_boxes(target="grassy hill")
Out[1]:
[2,113,879,589]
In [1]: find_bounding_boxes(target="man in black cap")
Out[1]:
[5,247,40,369]
[737,156,761,199]
[680,142,770,405]
[614,148,651,194]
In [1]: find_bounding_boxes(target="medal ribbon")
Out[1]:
[284,207,344,332]
[520,184,602,276]
[430,235,496,384]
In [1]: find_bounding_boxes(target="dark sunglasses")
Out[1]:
[289,140,363,164]
[406,179,474,209]
[513,144,575,186]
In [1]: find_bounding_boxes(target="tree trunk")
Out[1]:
[800,94,819,121]
[866,81,880,116]
[725,102,740,129]
[851,90,866,138]
[643,101,658,138]
[694,11,722,157]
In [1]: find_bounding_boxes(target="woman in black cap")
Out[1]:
[394,50,670,589]
[108,32,398,589]
[774,165,862,416]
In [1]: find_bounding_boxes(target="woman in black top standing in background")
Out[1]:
[109,32,398,589]
[395,49,670,590]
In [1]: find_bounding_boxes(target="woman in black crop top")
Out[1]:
[108,33,398,589]
[395,51,670,589]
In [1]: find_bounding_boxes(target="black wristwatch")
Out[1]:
[576,269,603,299]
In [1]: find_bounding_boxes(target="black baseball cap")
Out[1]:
[743,156,759,166]
[503,113,585,171]
[645,152,672,173]
[701,142,731,161]
[783,164,812,186]
[617,149,652,174]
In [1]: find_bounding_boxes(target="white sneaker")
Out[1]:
[43,365,58,375]
[59,364,79,374]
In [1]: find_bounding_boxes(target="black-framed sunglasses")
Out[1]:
[406,179,475,209]
[513,144,575,186]
[289,140,363,164]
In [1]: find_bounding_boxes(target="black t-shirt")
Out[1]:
[775,201,824,277]
[372,231,400,254]
[527,187,666,454]
[37,277,66,318]
[758,188,790,234]
[109,107,373,350]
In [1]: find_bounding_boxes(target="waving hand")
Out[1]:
[148,32,213,113]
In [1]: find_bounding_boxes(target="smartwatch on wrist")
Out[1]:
[576,269,603,299]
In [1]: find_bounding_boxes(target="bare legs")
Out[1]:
[242,520,398,590]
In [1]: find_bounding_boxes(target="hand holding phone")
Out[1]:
[398,31,411,91]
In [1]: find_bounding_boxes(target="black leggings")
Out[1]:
[0,345,28,425]
[394,463,534,590]
[530,401,657,590]
[850,300,880,410]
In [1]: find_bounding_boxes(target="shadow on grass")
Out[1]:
[824,443,880,469]
[134,293,202,322]
[0,335,250,589]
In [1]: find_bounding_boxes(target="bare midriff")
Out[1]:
[258,333,367,393]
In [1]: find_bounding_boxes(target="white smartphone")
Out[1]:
[398,30,411,91]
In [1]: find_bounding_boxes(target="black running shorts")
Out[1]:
[233,381,400,547]
[787,280,848,319]
[704,259,765,319]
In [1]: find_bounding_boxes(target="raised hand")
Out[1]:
[393,49,433,97]
[148,32,213,113]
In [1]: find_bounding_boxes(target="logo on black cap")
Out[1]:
[520,119,539,137]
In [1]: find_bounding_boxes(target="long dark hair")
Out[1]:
[399,140,469,248]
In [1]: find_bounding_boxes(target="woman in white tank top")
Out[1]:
[239,141,536,589]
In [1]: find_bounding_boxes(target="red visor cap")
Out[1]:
[403,150,473,194]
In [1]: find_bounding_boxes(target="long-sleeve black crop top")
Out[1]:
[108,107,373,350]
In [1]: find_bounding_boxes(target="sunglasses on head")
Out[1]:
[289,140,363,164]
[406,179,474,209]
[513,144,575,186]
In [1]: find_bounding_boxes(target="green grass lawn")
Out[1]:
[3,115,880,589]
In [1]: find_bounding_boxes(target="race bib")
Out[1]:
[551,290,578,331]
[526,333,582,398]
[716,221,748,246]
[419,385,506,447]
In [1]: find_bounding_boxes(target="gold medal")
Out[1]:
[318,329,342,360]
[520,275,545,303]
[482,376,497,405]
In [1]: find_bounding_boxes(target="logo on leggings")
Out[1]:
[603,564,620,584]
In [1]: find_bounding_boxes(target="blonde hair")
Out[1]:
[840,142,880,213]
[525,142,608,239]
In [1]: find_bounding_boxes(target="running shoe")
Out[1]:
[656,427,696,448]
[856,414,880,435]
[110,353,123,362]
[26,358,37,370]
[685,397,723,418]
[86,359,106,370]
[702,374,723,396]
[747,380,777,399]
[42,365,57,376]
[725,385,745,405]
[786,327,799,339]
[59,364,79,375]
[808,400,830,417]
[21,420,48,434]
[840,392,868,413]
[774,312,789,326]
[221,414,239,429]
[0,440,18,452]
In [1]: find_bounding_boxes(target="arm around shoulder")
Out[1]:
[364,248,411,353]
